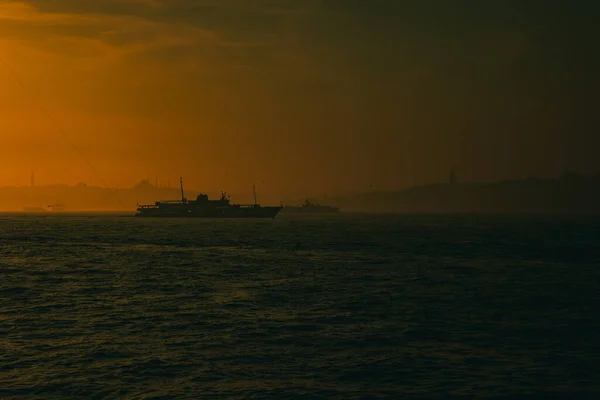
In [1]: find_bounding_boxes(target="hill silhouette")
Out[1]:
[3,172,600,213]
[0,180,200,211]
[323,172,600,213]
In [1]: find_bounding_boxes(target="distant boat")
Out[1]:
[282,198,340,214]
[48,203,65,211]
[135,178,282,218]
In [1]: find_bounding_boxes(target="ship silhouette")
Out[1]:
[282,198,340,214]
[135,178,282,218]
[48,203,65,211]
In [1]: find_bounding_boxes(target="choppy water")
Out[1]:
[1,213,600,398]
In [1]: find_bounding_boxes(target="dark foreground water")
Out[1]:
[1,213,600,398]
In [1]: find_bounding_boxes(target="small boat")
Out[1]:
[282,199,340,214]
[48,203,65,211]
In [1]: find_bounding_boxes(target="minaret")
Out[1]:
[180,177,185,203]
[449,168,457,185]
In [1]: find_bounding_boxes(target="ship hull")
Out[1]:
[135,206,282,218]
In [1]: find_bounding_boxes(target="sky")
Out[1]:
[0,0,598,196]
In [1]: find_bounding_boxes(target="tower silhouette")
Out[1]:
[449,168,457,185]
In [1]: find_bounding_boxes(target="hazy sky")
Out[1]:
[0,0,598,195]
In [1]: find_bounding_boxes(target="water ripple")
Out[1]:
[1,213,600,398]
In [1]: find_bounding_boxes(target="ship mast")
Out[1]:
[253,185,257,205]
[180,177,185,203]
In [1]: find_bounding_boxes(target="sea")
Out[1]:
[1,213,600,399]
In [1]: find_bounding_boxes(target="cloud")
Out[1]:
[0,0,327,126]
[0,0,317,66]
[1,0,586,119]
[0,3,221,62]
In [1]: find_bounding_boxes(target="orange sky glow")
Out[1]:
[0,1,598,197]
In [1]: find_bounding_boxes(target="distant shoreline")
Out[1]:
[2,172,600,213]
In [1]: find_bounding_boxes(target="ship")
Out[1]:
[48,203,65,211]
[282,198,340,214]
[22,203,66,212]
[135,178,282,218]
